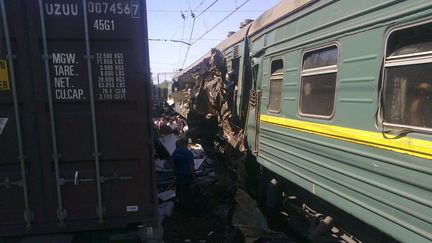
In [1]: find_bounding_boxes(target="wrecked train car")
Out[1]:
[170,17,254,151]
[172,0,432,242]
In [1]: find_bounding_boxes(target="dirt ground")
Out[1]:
[162,206,242,243]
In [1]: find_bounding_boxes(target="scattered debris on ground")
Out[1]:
[152,99,294,243]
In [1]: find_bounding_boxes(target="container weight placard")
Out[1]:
[0,60,10,91]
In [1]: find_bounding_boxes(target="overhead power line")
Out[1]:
[180,0,219,69]
[191,0,250,45]
[148,10,264,13]
[193,0,208,11]
[195,0,218,18]
[150,38,223,41]
[149,38,191,45]
[181,16,196,68]
[175,8,187,70]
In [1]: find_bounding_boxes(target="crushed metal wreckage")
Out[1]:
[170,48,247,153]
[151,58,292,241]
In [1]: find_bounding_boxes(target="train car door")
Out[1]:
[247,57,266,155]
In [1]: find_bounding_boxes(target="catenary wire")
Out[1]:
[181,0,219,68]
[148,10,264,13]
[191,0,250,45]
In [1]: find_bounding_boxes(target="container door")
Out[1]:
[0,0,44,233]
[26,0,155,228]
[1,0,155,235]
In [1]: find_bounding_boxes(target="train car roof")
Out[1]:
[172,0,314,80]
[172,21,252,80]
[248,0,313,37]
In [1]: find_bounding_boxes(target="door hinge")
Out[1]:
[0,177,23,189]
[57,208,67,225]
[23,209,34,229]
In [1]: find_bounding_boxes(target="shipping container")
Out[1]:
[0,0,156,237]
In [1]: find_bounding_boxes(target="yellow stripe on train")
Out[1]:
[260,114,432,160]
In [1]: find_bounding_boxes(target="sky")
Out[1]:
[147,0,280,83]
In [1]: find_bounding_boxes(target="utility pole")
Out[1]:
[156,72,176,100]
[157,73,160,100]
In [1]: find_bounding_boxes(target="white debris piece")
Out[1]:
[189,143,205,158]
[155,159,172,172]
[0,118,7,135]
[194,158,205,170]
[158,190,176,202]
[159,133,178,155]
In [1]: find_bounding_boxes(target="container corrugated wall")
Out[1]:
[0,0,155,236]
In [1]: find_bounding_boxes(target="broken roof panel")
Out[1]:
[173,0,314,81]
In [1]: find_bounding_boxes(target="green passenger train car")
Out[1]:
[173,0,432,242]
[247,1,432,242]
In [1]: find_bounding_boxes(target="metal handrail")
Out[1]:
[38,0,66,225]
[82,0,104,224]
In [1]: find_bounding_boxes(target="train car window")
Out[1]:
[268,59,283,113]
[303,47,338,69]
[383,22,432,130]
[300,46,338,118]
